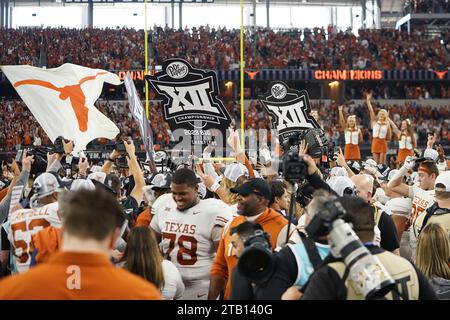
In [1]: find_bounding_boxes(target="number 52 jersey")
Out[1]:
[3,202,61,274]
[150,194,232,282]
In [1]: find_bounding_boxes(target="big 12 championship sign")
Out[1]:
[259,81,320,146]
[145,59,231,150]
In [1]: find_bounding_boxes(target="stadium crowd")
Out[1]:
[0,26,448,71]
[0,22,449,302]
[404,0,450,13]
[0,99,448,152]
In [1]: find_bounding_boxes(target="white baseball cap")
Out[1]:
[364,159,378,168]
[435,171,450,192]
[223,163,248,183]
[423,148,439,161]
[32,172,66,199]
[329,166,348,178]
[70,179,96,191]
[148,173,172,189]
[327,176,356,197]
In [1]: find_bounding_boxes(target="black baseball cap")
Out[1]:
[230,178,272,200]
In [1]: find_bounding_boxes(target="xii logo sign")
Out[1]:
[259,81,320,145]
[145,59,231,148]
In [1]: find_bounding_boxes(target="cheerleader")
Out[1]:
[366,92,391,164]
[338,105,362,161]
[388,117,417,164]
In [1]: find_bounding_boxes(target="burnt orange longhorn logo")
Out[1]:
[433,70,448,80]
[245,70,260,80]
[14,72,107,132]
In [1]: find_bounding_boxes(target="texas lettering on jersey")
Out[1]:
[145,59,231,149]
[150,194,232,282]
[259,81,320,145]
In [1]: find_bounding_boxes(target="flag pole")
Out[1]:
[144,0,149,120]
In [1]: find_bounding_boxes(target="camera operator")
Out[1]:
[229,190,332,300]
[208,178,301,300]
[301,196,437,300]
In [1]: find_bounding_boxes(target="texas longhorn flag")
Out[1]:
[1,63,120,153]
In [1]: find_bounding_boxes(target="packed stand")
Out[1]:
[0,99,448,152]
[0,26,448,71]
[404,0,450,13]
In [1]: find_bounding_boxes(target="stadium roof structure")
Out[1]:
[10,0,363,6]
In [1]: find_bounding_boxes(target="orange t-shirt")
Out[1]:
[0,252,162,300]
[210,208,289,300]
[134,207,152,228]
[30,226,63,264]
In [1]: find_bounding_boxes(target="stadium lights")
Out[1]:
[328,81,339,87]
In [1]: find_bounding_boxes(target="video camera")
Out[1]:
[237,230,274,283]
[306,198,396,300]
[15,146,51,177]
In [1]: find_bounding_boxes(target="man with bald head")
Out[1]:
[351,174,400,254]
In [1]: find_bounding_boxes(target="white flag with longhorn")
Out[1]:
[1,63,120,153]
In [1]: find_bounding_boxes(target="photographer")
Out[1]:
[229,190,332,300]
[208,178,300,300]
[301,196,437,300]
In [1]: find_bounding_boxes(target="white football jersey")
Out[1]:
[4,202,61,274]
[408,186,435,260]
[150,193,232,283]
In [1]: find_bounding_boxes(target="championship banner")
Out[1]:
[0,63,121,153]
[124,73,155,163]
[145,58,232,151]
[259,81,320,147]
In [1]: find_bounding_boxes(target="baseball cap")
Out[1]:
[88,171,117,195]
[327,176,356,197]
[70,179,96,191]
[363,159,378,168]
[32,172,69,199]
[384,197,412,215]
[230,178,271,200]
[423,148,439,161]
[148,173,172,190]
[347,160,361,174]
[329,166,348,178]
[222,163,249,183]
[435,171,450,192]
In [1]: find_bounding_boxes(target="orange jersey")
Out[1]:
[0,252,162,300]
[210,208,289,300]
[30,226,62,264]
[135,207,152,228]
